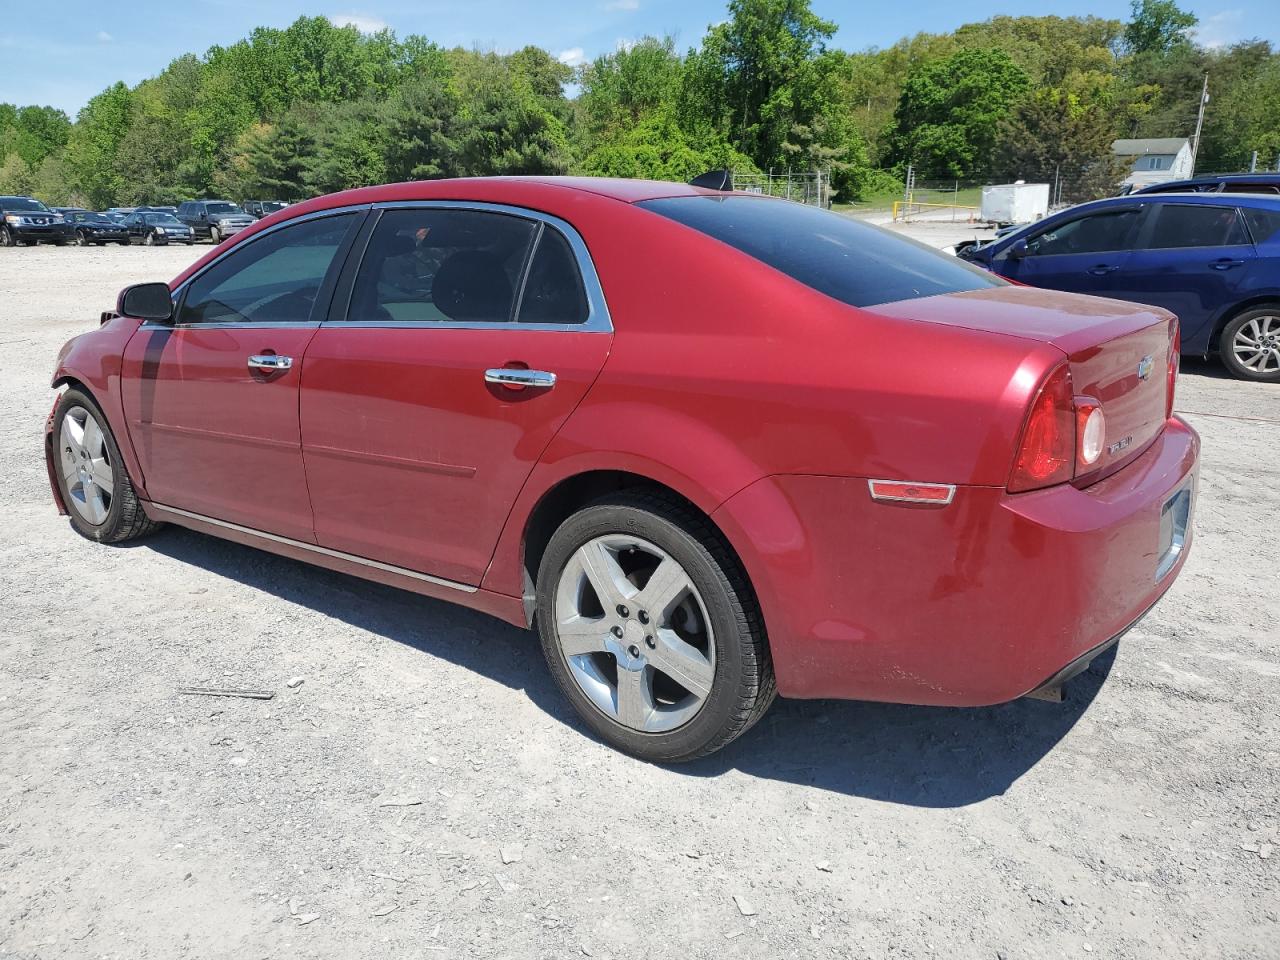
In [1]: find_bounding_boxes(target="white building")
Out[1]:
[1112,137,1194,190]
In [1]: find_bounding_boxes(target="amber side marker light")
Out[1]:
[868,480,957,505]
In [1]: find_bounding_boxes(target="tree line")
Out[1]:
[1,0,1277,209]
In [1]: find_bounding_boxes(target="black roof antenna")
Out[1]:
[689,169,733,191]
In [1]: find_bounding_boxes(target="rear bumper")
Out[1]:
[712,417,1200,705]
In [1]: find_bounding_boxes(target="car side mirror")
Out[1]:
[1007,238,1028,260]
[119,282,174,323]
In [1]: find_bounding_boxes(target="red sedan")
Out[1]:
[45,177,1199,761]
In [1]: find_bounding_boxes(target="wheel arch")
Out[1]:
[1207,296,1280,355]
[487,464,764,634]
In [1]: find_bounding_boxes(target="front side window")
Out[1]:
[1026,210,1139,256]
[640,195,1003,308]
[177,213,355,325]
[350,209,538,323]
[1142,204,1249,249]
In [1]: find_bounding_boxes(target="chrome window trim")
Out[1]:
[332,199,612,333]
[141,204,371,330]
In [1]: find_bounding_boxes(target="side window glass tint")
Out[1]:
[178,213,355,325]
[1243,208,1280,244]
[517,227,588,325]
[350,209,536,323]
[1144,205,1249,249]
[1027,211,1138,256]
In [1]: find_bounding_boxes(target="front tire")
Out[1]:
[52,389,161,543]
[75,230,89,247]
[1220,306,1280,382]
[536,491,774,762]
[209,226,221,244]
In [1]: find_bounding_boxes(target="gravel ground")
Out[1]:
[1,242,1277,960]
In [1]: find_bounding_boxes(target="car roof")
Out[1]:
[1135,173,1280,193]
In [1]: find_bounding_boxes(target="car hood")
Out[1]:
[866,284,1172,356]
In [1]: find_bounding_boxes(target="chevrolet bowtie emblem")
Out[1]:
[1137,355,1155,381]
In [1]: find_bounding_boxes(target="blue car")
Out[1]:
[962,192,1280,381]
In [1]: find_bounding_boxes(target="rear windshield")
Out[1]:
[639,195,1005,307]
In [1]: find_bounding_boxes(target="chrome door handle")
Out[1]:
[484,368,556,389]
[1209,259,1245,270]
[247,354,293,371]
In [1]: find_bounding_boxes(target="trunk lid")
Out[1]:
[869,285,1175,481]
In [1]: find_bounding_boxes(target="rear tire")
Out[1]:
[52,389,161,544]
[1219,306,1280,382]
[535,490,774,762]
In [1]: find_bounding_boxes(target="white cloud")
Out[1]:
[557,47,586,66]
[604,0,640,10]
[615,37,638,52]
[96,31,112,42]
[1192,9,1243,49]
[328,13,389,35]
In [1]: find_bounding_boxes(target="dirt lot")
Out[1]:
[1,242,1277,960]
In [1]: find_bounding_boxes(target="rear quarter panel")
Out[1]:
[482,200,1061,598]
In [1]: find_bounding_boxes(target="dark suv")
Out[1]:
[1,196,74,246]
[244,200,290,219]
[176,200,255,243]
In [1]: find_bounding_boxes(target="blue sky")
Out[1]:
[2,0,1273,117]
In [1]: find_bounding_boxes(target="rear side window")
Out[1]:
[639,195,1003,308]
[1027,210,1139,256]
[350,208,537,323]
[518,227,589,324]
[1243,207,1280,245]
[1143,204,1249,249]
[178,213,356,324]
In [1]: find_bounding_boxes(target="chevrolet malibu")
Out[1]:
[46,177,1199,761]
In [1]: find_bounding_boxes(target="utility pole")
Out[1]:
[1189,73,1209,173]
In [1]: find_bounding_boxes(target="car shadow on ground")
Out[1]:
[142,525,1112,809]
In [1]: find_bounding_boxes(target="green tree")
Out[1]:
[65,83,133,208]
[1122,0,1197,57]
[888,48,1030,178]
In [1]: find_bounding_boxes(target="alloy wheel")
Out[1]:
[59,405,115,525]
[0,227,11,247]
[1232,315,1280,375]
[553,534,715,733]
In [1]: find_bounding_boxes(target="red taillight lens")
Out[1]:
[1009,363,1076,493]
[1166,321,1180,420]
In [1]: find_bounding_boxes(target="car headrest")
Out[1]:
[433,250,512,322]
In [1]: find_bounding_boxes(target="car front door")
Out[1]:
[299,204,613,586]
[119,209,363,541]
[995,206,1143,295]
[1111,201,1257,349]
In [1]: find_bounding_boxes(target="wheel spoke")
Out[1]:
[648,628,714,699]
[90,457,114,489]
[82,417,105,458]
[61,413,85,458]
[615,666,654,729]
[636,558,691,619]
[576,540,633,608]
[557,616,609,657]
[80,482,106,524]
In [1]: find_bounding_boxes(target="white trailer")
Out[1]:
[980,182,1050,224]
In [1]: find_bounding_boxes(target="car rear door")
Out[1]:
[995,206,1142,296]
[299,203,613,586]
[119,209,364,541]
[1112,201,1256,349]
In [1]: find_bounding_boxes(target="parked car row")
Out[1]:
[1,196,291,248]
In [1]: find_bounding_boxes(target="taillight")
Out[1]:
[1075,397,1105,468]
[1008,363,1076,492]
[1166,321,1180,420]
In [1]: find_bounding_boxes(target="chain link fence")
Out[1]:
[730,169,832,208]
